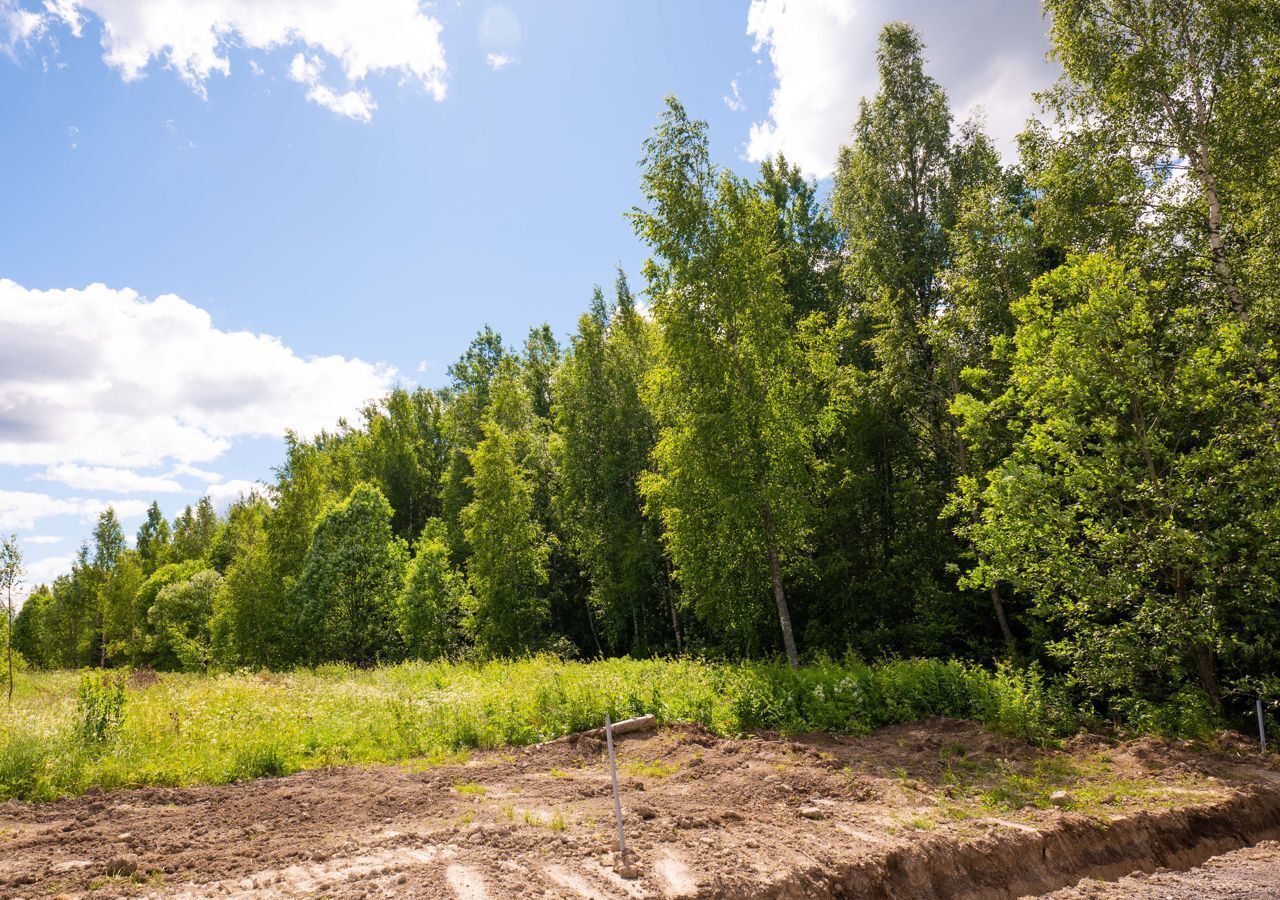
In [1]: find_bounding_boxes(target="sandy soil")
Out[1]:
[1,719,1277,899]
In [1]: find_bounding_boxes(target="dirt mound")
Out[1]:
[126,666,160,689]
[1,718,1277,898]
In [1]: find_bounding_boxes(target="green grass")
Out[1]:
[0,655,1073,802]
[623,759,682,778]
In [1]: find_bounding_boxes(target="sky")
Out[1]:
[0,0,1056,594]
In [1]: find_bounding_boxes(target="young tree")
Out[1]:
[441,328,510,558]
[135,501,172,574]
[396,519,470,659]
[12,584,51,670]
[297,483,408,666]
[1,534,23,702]
[633,97,817,666]
[1042,0,1280,321]
[172,497,220,563]
[554,275,675,654]
[209,499,291,669]
[357,387,449,544]
[462,420,550,656]
[89,508,126,666]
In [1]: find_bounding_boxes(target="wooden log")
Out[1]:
[532,714,658,748]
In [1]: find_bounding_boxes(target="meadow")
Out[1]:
[0,655,1073,802]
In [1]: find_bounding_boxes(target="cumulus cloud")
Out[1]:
[22,554,74,591]
[745,0,1055,177]
[39,463,184,494]
[25,535,64,545]
[204,479,263,513]
[0,489,149,531]
[5,0,447,118]
[485,52,513,70]
[0,279,396,471]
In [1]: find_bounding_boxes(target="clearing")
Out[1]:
[2,718,1278,898]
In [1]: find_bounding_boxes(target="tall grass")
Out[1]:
[0,656,1073,801]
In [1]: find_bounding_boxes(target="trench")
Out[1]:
[766,785,1280,899]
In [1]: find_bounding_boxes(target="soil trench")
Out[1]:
[1,718,1277,899]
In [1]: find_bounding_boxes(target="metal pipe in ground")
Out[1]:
[1259,699,1268,754]
[605,713,626,859]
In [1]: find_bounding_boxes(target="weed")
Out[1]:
[76,671,127,746]
[623,759,680,778]
[453,781,487,796]
[230,743,288,782]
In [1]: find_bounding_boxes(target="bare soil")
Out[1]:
[1034,840,1280,898]
[1,718,1278,899]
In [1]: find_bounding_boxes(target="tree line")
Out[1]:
[11,2,1280,726]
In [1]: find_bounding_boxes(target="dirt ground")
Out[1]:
[1,719,1278,899]
[1036,840,1280,898]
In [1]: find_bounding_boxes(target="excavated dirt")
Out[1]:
[1033,840,1280,898]
[1,718,1278,899]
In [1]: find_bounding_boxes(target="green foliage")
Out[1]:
[397,519,469,659]
[634,96,816,665]
[15,8,1280,744]
[76,670,126,745]
[462,421,550,655]
[0,657,1080,800]
[297,483,408,666]
[553,274,673,654]
[149,569,222,672]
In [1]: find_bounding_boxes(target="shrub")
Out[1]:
[76,670,127,746]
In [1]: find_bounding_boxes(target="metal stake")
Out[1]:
[1259,699,1268,754]
[605,713,626,859]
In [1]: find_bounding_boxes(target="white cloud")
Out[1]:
[0,489,148,531]
[6,0,447,118]
[724,79,744,112]
[744,0,1055,176]
[485,52,513,70]
[22,554,74,592]
[172,463,222,482]
[24,535,64,545]
[0,0,45,50]
[0,279,396,471]
[39,463,183,494]
[204,478,262,512]
[289,51,376,122]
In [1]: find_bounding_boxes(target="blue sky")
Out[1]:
[0,0,1054,589]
